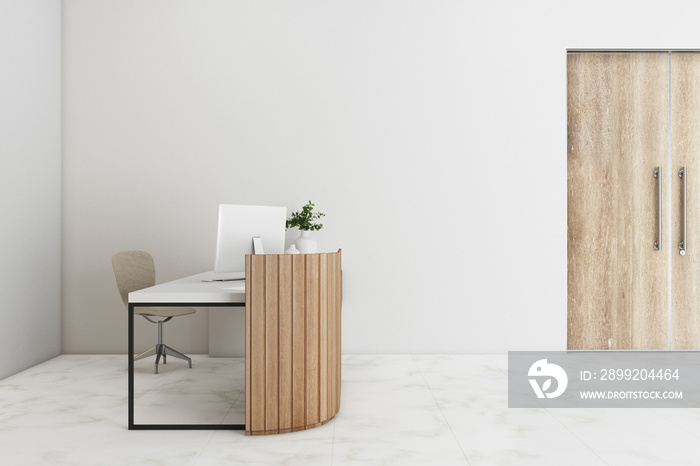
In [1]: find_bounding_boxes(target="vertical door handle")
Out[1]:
[679,167,687,256]
[654,168,661,250]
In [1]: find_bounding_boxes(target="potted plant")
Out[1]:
[286,201,325,254]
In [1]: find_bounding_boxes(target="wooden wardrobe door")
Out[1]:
[671,53,700,350]
[568,53,669,350]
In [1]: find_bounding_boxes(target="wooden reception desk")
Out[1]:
[245,249,342,435]
[128,250,342,433]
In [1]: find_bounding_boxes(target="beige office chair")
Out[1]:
[112,251,195,374]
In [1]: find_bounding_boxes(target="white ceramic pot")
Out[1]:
[295,230,317,254]
[285,244,301,254]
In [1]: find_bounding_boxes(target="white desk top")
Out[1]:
[128,271,246,304]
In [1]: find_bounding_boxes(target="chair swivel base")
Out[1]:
[133,316,193,374]
[134,343,192,374]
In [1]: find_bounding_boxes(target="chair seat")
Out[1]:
[133,307,196,318]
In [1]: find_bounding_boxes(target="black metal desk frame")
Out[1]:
[128,301,246,430]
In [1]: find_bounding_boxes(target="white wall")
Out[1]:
[61,0,700,355]
[0,0,62,378]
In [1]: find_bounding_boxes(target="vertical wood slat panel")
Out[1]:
[327,253,336,414]
[291,254,306,428]
[250,255,266,432]
[336,255,342,412]
[245,256,251,430]
[265,256,279,430]
[319,254,328,420]
[247,250,342,435]
[278,255,293,430]
[305,254,320,425]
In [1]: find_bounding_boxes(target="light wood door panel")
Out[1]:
[671,53,700,350]
[568,53,669,350]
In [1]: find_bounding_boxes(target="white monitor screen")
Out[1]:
[214,204,287,273]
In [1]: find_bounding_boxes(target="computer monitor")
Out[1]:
[214,204,287,274]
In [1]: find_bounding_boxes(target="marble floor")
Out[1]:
[2,354,700,465]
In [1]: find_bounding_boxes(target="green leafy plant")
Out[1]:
[286,201,325,231]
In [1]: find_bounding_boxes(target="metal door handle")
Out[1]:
[679,167,687,256]
[654,168,661,250]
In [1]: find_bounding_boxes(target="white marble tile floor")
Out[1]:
[0,354,697,465]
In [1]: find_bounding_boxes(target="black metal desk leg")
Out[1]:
[128,303,134,429]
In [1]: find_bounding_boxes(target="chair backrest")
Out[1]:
[111,251,156,308]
